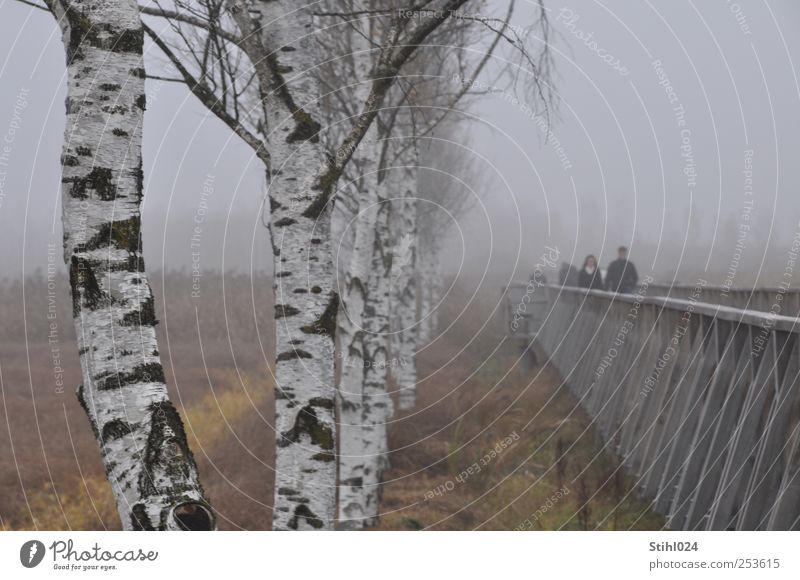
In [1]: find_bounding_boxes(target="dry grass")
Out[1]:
[377,281,664,530]
[0,271,274,531]
[0,271,662,531]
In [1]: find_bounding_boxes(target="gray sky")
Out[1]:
[2,0,800,287]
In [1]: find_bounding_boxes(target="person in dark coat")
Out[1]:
[605,246,638,293]
[559,261,579,287]
[578,255,604,290]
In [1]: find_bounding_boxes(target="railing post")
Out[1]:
[738,333,800,529]
[707,331,777,529]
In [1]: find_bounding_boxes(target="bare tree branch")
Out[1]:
[139,4,242,45]
[143,21,269,164]
[13,0,48,11]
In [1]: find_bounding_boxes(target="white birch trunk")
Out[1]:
[333,1,385,529]
[48,0,213,530]
[336,144,379,529]
[389,167,419,411]
[417,239,440,345]
[231,0,337,530]
[361,172,394,526]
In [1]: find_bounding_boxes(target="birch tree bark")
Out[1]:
[47,0,213,530]
[417,236,441,345]
[331,1,387,530]
[390,167,419,411]
[336,140,380,529]
[229,0,338,530]
[361,169,394,526]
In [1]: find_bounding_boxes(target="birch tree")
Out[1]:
[45,0,214,530]
[360,150,399,524]
[139,0,485,530]
[12,0,556,530]
[389,161,419,411]
[223,0,340,531]
[328,3,384,530]
[127,0,551,529]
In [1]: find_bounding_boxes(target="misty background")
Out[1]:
[1,0,800,288]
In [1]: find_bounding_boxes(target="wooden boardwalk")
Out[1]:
[504,281,800,530]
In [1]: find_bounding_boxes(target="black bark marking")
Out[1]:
[95,363,166,391]
[263,52,321,145]
[76,216,143,254]
[120,296,158,327]
[340,398,359,412]
[102,104,129,115]
[274,388,297,403]
[112,128,129,137]
[299,293,339,337]
[69,256,110,316]
[134,163,144,200]
[107,255,145,273]
[301,166,336,220]
[308,397,334,410]
[62,154,79,167]
[76,383,99,438]
[130,504,155,531]
[277,405,334,451]
[287,504,323,530]
[273,217,297,227]
[138,400,200,500]
[286,108,321,144]
[275,304,301,318]
[66,166,117,200]
[65,97,88,115]
[277,349,312,361]
[101,418,135,442]
[63,7,144,62]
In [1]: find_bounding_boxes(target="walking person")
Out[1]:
[559,261,579,287]
[578,255,604,290]
[605,246,638,293]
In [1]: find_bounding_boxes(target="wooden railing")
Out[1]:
[514,283,800,530]
[647,282,800,317]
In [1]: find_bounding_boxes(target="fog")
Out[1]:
[2,0,800,288]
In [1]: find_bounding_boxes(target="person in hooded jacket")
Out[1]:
[578,255,604,290]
